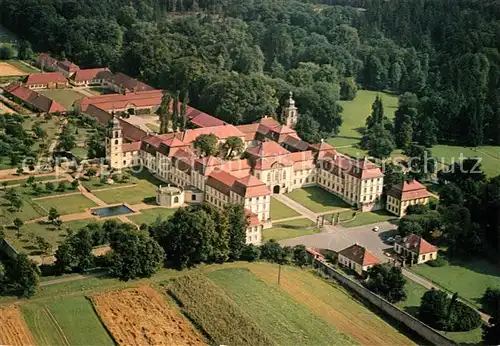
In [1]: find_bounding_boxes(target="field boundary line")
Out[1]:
[85,296,119,345]
[43,306,71,346]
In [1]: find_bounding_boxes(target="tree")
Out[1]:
[482,288,500,345]
[366,264,406,303]
[223,137,244,159]
[240,244,261,262]
[0,45,15,60]
[260,240,284,263]
[45,181,54,192]
[107,227,164,281]
[71,180,79,189]
[295,113,321,144]
[57,181,66,192]
[382,163,404,192]
[17,40,33,60]
[58,126,76,151]
[16,167,23,175]
[419,288,450,330]
[226,204,248,260]
[48,207,60,225]
[193,134,217,157]
[55,228,94,273]
[13,218,23,238]
[366,96,385,129]
[7,254,39,297]
[179,90,188,131]
[292,245,308,267]
[439,183,464,207]
[26,176,35,185]
[159,91,172,134]
[36,236,52,256]
[32,124,47,140]
[404,144,435,180]
[361,123,395,159]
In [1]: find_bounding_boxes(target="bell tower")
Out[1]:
[106,115,124,169]
[282,91,298,128]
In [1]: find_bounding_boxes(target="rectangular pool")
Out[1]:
[92,205,134,217]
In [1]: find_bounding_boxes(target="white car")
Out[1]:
[372,226,379,232]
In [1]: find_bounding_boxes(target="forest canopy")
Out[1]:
[0,0,498,146]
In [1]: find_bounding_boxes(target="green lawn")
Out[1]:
[431,144,500,178]
[341,210,397,228]
[3,222,67,255]
[285,186,350,213]
[93,184,157,205]
[146,123,160,132]
[264,218,319,241]
[0,194,47,223]
[328,90,398,148]
[270,197,300,220]
[6,59,39,74]
[208,268,356,345]
[411,259,500,307]
[0,175,59,187]
[80,176,136,191]
[38,89,86,110]
[36,193,97,215]
[127,207,177,225]
[23,297,114,346]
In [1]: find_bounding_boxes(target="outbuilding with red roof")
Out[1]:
[386,179,431,217]
[338,244,380,276]
[394,234,438,264]
[25,72,68,89]
[71,68,112,86]
[3,83,66,113]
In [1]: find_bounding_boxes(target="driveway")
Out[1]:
[280,221,397,261]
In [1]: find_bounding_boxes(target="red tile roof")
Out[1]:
[107,72,154,92]
[280,134,310,151]
[189,112,226,128]
[388,180,430,201]
[233,175,271,197]
[122,141,141,152]
[253,156,294,170]
[76,89,164,112]
[57,60,80,72]
[4,83,65,113]
[245,210,263,227]
[246,141,290,158]
[235,123,260,141]
[25,72,67,86]
[84,104,147,141]
[206,169,237,195]
[396,234,438,255]
[339,244,379,266]
[72,68,112,82]
[181,125,245,144]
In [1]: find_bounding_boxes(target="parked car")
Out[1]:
[372,226,379,232]
[386,236,395,244]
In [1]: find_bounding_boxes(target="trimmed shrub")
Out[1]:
[449,301,482,331]
[427,257,448,267]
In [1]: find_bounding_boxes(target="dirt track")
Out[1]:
[0,306,36,345]
[91,286,206,346]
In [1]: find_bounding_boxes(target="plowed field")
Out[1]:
[0,62,28,76]
[91,286,205,346]
[0,306,36,346]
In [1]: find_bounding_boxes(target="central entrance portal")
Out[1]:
[273,185,280,194]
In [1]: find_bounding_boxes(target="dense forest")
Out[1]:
[0,0,498,146]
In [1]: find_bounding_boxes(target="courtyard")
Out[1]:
[38,89,86,110]
[285,186,350,213]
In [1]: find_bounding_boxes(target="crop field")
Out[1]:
[0,306,36,346]
[91,286,205,345]
[208,268,356,345]
[22,296,114,346]
[247,264,416,345]
[0,62,27,76]
[168,274,275,346]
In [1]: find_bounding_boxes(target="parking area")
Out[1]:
[280,221,398,261]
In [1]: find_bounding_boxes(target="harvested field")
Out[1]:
[92,286,205,346]
[0,306,36,346]
[168,274,275,346]
[0,61,28,76]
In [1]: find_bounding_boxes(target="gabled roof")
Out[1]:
[246,141,290,158]
[72,68,112,82]
[57,60,80,72]
[396,234,438,255]
[107,72,154,92]
[280,134,310,151]
[75,89,164,112]
[189,112,226,128]
[122,141,141,152]
[245,210,263,227]
[206,169,237,195]
[339,244,379,266]
[25,72,67,85]
[235,123,260,141]
[310,141,335,152]
[181,125,245,144]
[4,83,65,113]
[36,53,58,69]
[388,180,430,201]
[232,175,271,198]
[84,104,147,141]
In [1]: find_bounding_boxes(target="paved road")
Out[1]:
[281,221,396,261]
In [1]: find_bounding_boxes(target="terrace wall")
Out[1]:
[310,254,456,346]
[0,238,19,258]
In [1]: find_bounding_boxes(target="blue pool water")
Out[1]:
[92,205,134,217]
